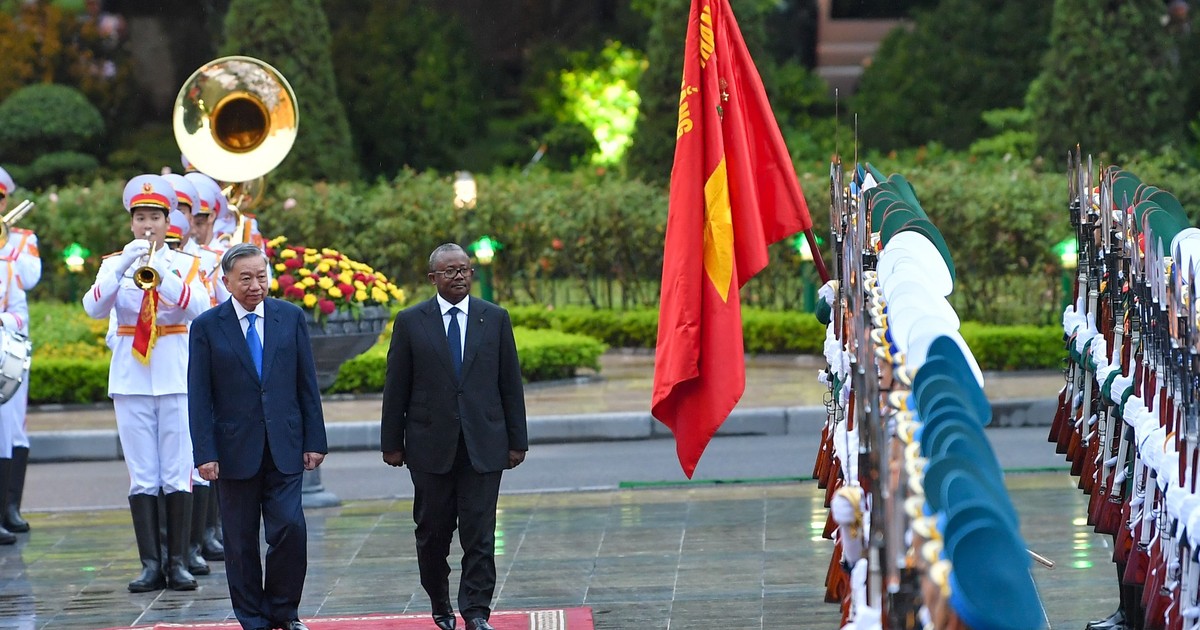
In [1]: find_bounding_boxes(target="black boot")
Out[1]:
[1087,563,1128,629]
[127,494,165,592]
[202,485,224,561]
[163,492,197,590]
[187,486,210,576]
[0,459,17,545]
[4,447,29,533]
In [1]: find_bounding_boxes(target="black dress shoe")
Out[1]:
[465,618,494,630]
[433,613,457,630]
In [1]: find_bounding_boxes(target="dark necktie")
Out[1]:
[447,306,462,380]
[246,312,262,377]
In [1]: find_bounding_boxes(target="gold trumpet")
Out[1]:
[133,229,161,290]
[0,199,34,249]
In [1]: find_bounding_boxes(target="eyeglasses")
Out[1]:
[433,267,474,279]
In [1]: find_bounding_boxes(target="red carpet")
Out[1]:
[106,608,594,630]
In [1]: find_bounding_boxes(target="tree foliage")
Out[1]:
[853,0,1051,151]
[1029,0,1184,158]
[220,0,358,181]
[326,0,482,177]
[626,0,780,182]
[0,0,135,148]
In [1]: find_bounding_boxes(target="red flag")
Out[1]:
[651,0,812,477]
[131,289,159,365]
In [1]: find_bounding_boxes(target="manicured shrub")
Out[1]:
[1029,0,1184,158]
[853,0,1050,151]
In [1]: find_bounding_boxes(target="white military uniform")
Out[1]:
[0,260,28,460]
[0,228,38,455]
[82,204,210,496]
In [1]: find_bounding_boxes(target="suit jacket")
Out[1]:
[381,296,527,474]
[189,297,327,479]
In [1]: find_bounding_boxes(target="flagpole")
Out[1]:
[803,227,830,283]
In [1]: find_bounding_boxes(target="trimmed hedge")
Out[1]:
[509,306,1063,371]
[20,303,610,402]
[326,326,606,393]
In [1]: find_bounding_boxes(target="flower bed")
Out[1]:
[266,235,406,322]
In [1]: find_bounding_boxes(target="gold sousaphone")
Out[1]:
[172,56,299,243]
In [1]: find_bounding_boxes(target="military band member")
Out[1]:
[0,166,37,537]
[164,173,225,574]
[81,174,210,593]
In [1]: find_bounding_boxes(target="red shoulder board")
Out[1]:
[10,227,31,235]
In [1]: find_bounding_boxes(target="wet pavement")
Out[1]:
[0,352,1094,629]
[0,472,1111,630]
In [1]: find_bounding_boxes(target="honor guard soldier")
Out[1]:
[0,166,37,537]
[81,174,210,593]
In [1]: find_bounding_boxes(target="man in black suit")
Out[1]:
[381,243,528,630]
[189,243,328,630]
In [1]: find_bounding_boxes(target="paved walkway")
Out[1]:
[0,353,1109,629]
[0,473,1108,630]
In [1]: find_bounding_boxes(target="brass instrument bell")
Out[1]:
[0,199,34,249]
[133,229,161,290]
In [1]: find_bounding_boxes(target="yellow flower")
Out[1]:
[298,268,312,277]
[317,262,332,274]
[339,271,353,285]
[270,279,279,291]
[302,277,316,287]
[329,286,343,299]
[338,259,352,269]
[317,277,334,290]
[303,294,317,307]
[322,248,340,256]
[268,236,288,248]
[354,280,366,291]
[304,254,320,264]
[280,249,297,259]
[355,289,368,302]
[372,287,388,303]
[275,263,286,272]
[376,272,389,283]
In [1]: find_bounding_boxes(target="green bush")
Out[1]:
[28,357,110,405]
[0,84,105,159]
[323,326,607,393]
[1029,0,1184,158]
[221,0,359,181]
[853,0,1050,151]
[959,322,1063,371]
[328,0,483,177]
[511,327,607,382]
[20,151,101,189]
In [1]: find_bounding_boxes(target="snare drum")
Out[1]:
[0,330,31,404]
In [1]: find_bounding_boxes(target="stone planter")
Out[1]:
[304,305,390,391]
[302,304,390,508]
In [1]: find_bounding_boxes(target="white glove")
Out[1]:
[150,248,173,278]
[119,239,151,272]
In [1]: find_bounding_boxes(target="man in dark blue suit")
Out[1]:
[189,243,327,630]
[381,243,527,630]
